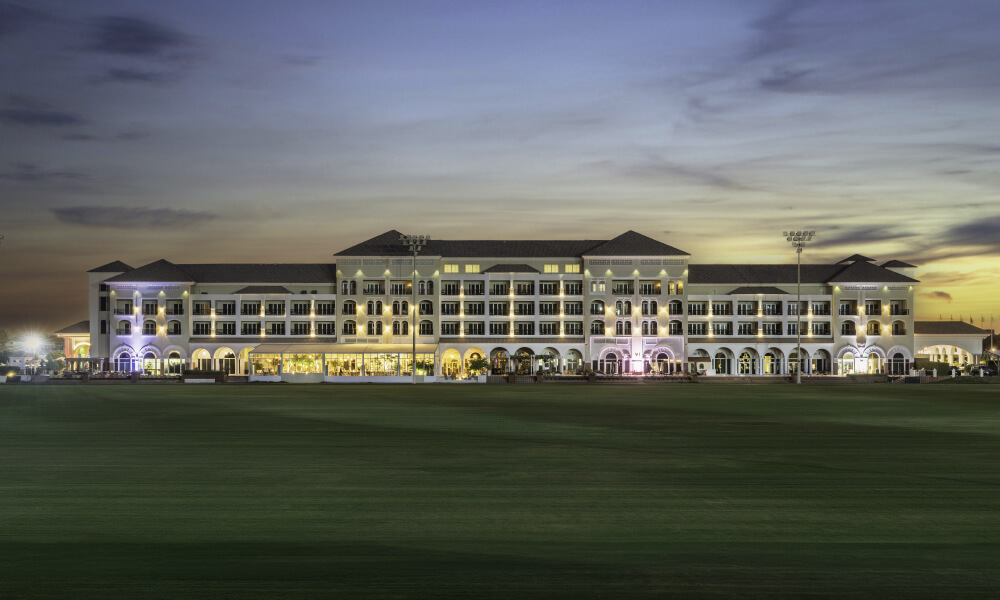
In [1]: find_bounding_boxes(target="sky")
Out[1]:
[1,0,999,334]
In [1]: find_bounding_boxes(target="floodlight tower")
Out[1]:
[400,234,429,384]
[784,230,815,384]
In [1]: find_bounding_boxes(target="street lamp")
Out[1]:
[400,234,429,384]
[784,230,816,384]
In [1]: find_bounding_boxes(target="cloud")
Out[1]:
[52,206,218,228]
[759,65,814,90]
[808,226,915,250]
[96,68,176,85]
[920,291,953,303]
[0,2,45,37]
[745,0,817,60]
[0,96,84,127]
[88,16,186,57]
[0,163,87,182]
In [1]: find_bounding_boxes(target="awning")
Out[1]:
[249,343,439,354]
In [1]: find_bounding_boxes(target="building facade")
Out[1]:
[76,230,929,381]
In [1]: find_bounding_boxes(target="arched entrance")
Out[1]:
[737,348,758,375]
[192,348,211,371]
[565,349,583,373]
[714,349,733,375]
[215,347,237,374]
[441,349,461,378]
[598,347,625,374]
[464,348,486,376]
[142,351,159,375]
[113,347,135,372]
[513,347,534,375]
[538,347,560,374]
[490,348,510,374]
[166,351,183,374]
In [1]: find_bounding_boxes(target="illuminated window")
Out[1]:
[465,264,480,273]
[544,264,559,273]
[565,264,580,274]
[444,264,459,273]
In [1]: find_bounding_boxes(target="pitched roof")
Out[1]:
[54,320,89,335]
[88,260,133,273]
[104,262,337,284]
[689,262,918,284]
[103,259,194,283]
[582,230,688,256]
[837,254,876,264]
[334,230,684,258]
[482,264,540,273]
[728,286,790,295]
[914,321,988,335]
[881,260,917,268]
[233,286,293,294]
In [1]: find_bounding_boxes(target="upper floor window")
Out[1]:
[564,264,580,274]
[465,264,480,273]
[444,264,459,273]
[544,264,559,273]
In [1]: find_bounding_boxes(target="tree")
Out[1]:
[466,357,489,375]
[0,329,11,364]
[45,349,66,374]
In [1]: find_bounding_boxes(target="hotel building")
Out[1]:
[62,229,981,381]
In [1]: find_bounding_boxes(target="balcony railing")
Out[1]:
[113,308,133,315]
[166,308,184,315]
[890,308,910,315]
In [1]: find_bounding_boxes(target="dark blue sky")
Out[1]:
[1,0,999,331]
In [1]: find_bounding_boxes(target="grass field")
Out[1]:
[1,384,999,599]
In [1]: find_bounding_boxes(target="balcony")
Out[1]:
[890,308,910,316]
[113,308,133,315]
[192,308,212,316]
[166,308,185,316]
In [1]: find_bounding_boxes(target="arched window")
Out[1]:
[615,301,623,316]
[714,352,730,374]
[668,300,682,315]
[117,321,131,335]
[650,300,657,314]
[143,320,156,335]
[375,301,383,314]
[401,301,408,314]
[677,281,684,294]
[115,352,133,372]
[624,301,632,314]
[167,320,181,335]
[642,301,649,316]
[401,321,408,335]
[867,321,881,335]
[393,321,400,335]
[642,321,649,336]
[167,351,182,374]
[668,320,682,335]
[650,321,658,336]
[591,300,604,315]
[418,281,426,295]
[367,301,375,314]
[668,281,676,295]
[892,321,906,335]
[419,320,433,335]
[341,281,349,295]
[367,321,382,335]
[343,300,356,315]
[841,321,856,335]
[420,300,433,315]
[591,321,603,335]
[615,321,624,335]
[343,320,356,335]
[624,321,632,335]
[738,352,753,375]
[393,301,401,316]
[426,281,434,295]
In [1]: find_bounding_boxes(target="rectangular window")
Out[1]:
[267,322,285,335]
[639,282,656,295]
[565,322,583,335]
[143,300,158,316]
[99,283,109,292]
[390,282,408,295]
[242,322,261,335]
[812,322,831,336]
[611,281,633,295]
[290,302,310,316]
[441,282,460,295]
[787,322,798,336]
[100,319,107,334]
[265,302,285,316]
[363,281,384,295]
[539,282,558,295]
[442,264,458,273]
[291,322,310,335]
[315,302,335,315]
[865,300,882,314]
[763,322,782,335]
[441,302,460,315]
[762,302,782,316]
[711,302,732,315]
[515,302,534,316]
[194,322,211,335]
[564,282,582,295]
[193,301,210,315]
[465,283,484,295]
[712,322,732,336]
[539,322,559,335]
[489,302,509,316]
[490,283,509,295]
[465,302,485,315]
[564,302,583,315]
[490,322,509,336]
[515,322,535,336]
[688,322,707,336]
[737,322,757,336]
[687,302,707,315]
[737,302,757,316]
[99,296,109,311]
[544,264,559,273]
[241,302,261,316]
[466,322,485,335]
[515,283,534,295]
[464,264,480,273]
[539,302,559,315]
[565,264,580,274]
[811,302,831,316]
[441,322,460,336]
[217,322,235,335]
[316,322,335,335]
[216,301,235,315]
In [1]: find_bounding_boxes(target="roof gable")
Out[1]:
[103,259,194,283]
[837,254,876,264]
[482,264,540,273]
[584,230,688,257]
[54,320,89,335]
[88,260,133,273]
[828,260,918,283]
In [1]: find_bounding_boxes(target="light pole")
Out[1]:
[400,234,429,384]
[784,230,815,384]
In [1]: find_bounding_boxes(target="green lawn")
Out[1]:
[1,384,999,599]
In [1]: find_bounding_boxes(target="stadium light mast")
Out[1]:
[784,230,815,384]
[400,234,429,384]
